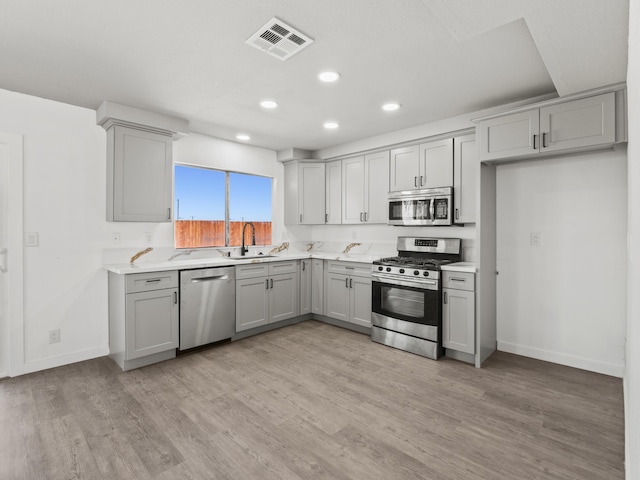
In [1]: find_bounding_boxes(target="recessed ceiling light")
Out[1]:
[323,122,339,129]
[260,100,278,109]
[318,71,340,83]
[236,134,251,141]
[382,102,401,111]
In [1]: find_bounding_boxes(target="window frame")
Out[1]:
[174,163,273,249]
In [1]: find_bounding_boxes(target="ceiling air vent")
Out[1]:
[246,17,313,61]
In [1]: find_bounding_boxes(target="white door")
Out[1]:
[0,133,24,377]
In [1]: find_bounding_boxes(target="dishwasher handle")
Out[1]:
[190,274,230,283]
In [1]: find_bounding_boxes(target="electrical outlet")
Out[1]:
[531,232,542,247]
[49,328,60,344]
[144,232,153,245]
[25,232,39,247]
[112,232,121,244]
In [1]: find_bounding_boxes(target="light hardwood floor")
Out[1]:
[0,321,624,479]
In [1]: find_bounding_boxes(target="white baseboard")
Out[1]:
[23,345,109,375]
[497,341,625,377]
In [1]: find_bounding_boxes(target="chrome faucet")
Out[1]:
[241,222,255,256]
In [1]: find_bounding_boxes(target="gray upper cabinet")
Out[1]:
[325,160,342,224]
[419,138,453,189]
[97,101,188,223]
[453,134,477,224]
[477,91,619,162]
[284,161,326,225]
[390,140,453,192]
[107,125,173,222]
[341,152,390,224]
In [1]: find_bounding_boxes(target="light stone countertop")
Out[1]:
[104,252,381,275]
[441,262,477,273]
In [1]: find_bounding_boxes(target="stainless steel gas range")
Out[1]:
[371,237,461,359]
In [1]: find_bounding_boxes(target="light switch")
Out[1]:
[531,232,542,247]
[25,232,39,247]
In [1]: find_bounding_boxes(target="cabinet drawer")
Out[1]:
[326,260,372,277]
[235,263,269,280]
[269,260,298,276]
[442,271,475,291]
[125,271,178,293]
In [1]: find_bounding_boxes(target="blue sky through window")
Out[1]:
[175,165,272,221]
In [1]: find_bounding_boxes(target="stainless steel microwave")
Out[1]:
[388,187,453,226]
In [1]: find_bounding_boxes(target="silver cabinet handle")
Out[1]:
[450,277,466,283]
[455,208,459,220]
[345,278,349,288]
[414,176,418,187]
[360,212,363,222]
[533,134,538,150]
[173,291,178,304]
[270,278,274,289]
[364,212,368,222]
[349,278,353,288]
[145,278,162,284]
[302,261,306,271]
[420,175,424,186]
[542,132,548,148]
[265,279,269,289]
[325,213,328,223]
[443,291,448,304]
[299,214,303,223]
[0,248,7,273]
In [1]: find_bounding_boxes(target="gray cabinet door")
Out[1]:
[419,138,453,189]
[389,145,420,191]
[443,287,475,354]
[539,92,615,152]
[477,109,539,161]
[110,125,172,222]
[125,288,178,360]
[324,273,350,322]
[300,260,312,315]
[453,134,477,224]
[325,160,342,224]
[350,275,372,328]
[341,156,365,224]
[364,151,390,224]
[269,273,299,323]
[236,277,269,332]
[311,259,324,315]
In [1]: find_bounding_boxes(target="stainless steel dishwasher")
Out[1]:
[179,267,236,350]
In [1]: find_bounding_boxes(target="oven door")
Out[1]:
[371,275,440,327]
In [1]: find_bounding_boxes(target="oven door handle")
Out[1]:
[372,274,438,290]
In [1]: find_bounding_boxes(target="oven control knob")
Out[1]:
[386,267,392,272]
[414,270,420,276]
[378,266,383,271]
[423,271,430,277]
[399,268,405,274]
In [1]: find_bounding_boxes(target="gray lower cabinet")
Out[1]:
[108,270,179,371]
[236,261,299,332]
[442,271,475,355]
[311,259,324,315]
[324,261,372,328]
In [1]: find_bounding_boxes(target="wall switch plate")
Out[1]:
[49,328,60,344]
[531,232,542,247]
[112,232,121,244]
[25,232,39,247]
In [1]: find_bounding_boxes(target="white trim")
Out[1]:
[498,341,625,378]
[23,346,109,375]
[0,133,24,377]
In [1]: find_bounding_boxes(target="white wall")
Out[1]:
[496,148,627,377]
[626,0,640,475]
[0,89,282,375]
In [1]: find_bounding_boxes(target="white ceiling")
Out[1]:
[0,0,628,153]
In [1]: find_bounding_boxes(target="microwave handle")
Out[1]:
[430,198,435,220]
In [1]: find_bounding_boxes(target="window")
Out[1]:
[174,165,272,248]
